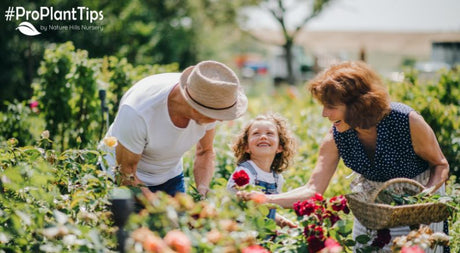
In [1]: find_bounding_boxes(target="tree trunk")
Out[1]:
[284,40,295,85]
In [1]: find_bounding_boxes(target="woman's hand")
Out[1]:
[236,191,268,203]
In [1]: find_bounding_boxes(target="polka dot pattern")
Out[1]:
[333,102,429,182]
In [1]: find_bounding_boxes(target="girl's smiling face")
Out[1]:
[246,120,282,158]
[321,104,351,132]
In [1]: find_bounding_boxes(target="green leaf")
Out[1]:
[344,239,356,247]
[355,234,371,244]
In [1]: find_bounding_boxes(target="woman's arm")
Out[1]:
[409,112,449,190]
[239,131,340,208]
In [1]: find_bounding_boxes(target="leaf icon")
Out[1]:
[16,22,41,36]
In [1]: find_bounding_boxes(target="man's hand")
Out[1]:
[116,143,142,187]
[197,184,210,199]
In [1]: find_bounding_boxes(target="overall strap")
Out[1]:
[239,161,258,181]
[240,161,279,187]
[272,170,279,186]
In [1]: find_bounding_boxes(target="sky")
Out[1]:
[244,0,460,32]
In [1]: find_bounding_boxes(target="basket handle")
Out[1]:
[370,178,425,203]
[421,179,446,195]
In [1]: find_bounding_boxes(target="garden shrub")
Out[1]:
[0,138,116,252]
[388,67,460,183]
[32,42,179,151]
[0,100,34,146]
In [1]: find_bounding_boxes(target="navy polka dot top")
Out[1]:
[332,102,429,182]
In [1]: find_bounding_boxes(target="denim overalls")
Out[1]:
[239,161,279,220]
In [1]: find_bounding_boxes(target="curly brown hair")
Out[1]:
[308,61,391,129]
[232,113,296,173]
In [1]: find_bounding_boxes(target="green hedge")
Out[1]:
[388,68,460,183]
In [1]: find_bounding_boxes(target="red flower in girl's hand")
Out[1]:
[232,170,250,187]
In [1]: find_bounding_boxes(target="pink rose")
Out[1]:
[242,245,270,253]
[164,230,191,253]
[401,246,425,253]
[322,238,343,253]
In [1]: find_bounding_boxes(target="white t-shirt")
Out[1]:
[103,73,215,186]
[227,160,284,193]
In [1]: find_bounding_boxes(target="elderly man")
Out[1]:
[102,60,247,198]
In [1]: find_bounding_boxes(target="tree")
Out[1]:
[0,0,256,106]
[247,0,333,84]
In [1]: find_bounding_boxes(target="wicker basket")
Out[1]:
[345,178,450,230]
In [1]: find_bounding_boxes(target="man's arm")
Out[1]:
[116,142,153,198]
[193,128,216,197]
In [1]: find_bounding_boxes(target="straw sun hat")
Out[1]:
[179,60,248,121]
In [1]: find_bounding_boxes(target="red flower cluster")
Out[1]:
[371,228,391,248]
[293,193,324,216]
[304,224,326,252]
[232,170,250,187]
[293,194,350,253]
[329,195,350,214]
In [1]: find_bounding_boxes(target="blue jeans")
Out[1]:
[147,173,185,196]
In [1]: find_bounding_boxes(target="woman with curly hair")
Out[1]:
[227,113,297,228]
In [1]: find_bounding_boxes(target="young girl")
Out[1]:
[227,113,297,228]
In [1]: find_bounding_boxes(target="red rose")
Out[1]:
[329,195,348,213]
[312,193,324,202]
[232,170,250,187]
[371,229,391,248]
[242,245,270,253]
[304,224,325,239]
[293,199,320,216]
[307,235,326,253]
[323,210,341,226]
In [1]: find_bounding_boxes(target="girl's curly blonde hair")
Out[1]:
[232,113,296,174]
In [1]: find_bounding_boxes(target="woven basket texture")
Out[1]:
[345,178,450,230]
